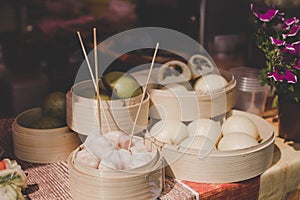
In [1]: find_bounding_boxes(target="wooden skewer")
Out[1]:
[93,28,111,133]
[77,30,111,134]
[128,42,159,150]
[77,31,97,90]
[93,28,102,132]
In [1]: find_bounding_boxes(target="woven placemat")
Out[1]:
[0,118,15,158]
[22,161,71,200]
[0,118,196,200]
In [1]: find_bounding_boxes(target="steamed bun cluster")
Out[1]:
[149,119,221,150]
[217,115,260,151]
[149,115,261,152]
[157,55,228,94]
[76,131,155,171]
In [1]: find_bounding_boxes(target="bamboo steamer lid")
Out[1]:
[12,107,81,163]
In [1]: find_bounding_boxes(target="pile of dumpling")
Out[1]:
[156,54,228,94]
[149,114,261,151]
[75,131,156,171]
[217,115,261,151]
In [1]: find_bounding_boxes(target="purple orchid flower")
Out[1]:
[283,23,290,31]
[294,60,300,69]
[251,3,279,22]
[270,37,285,46]
[292,41,300,54]
[283,41,300,54]
[268,68,298,83]
[283,17,299,30]
[282,25,300,39]
[284,17,299,26]
[283,44,296,54]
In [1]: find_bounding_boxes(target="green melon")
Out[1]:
[42,92,66,121]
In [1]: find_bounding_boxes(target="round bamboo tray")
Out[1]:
[68,138,164,200]
[149,69,237,121]
[146,110,275,183]
[12,107,81,163]
[66,80,150,135]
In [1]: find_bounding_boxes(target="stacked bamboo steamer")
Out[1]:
[66,81,163,200]
[66,35,163,200]
[66,85,163,199]
[132,57,275,183]
[12,107,81,163]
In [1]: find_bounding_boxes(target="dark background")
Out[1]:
[0,0,299,117]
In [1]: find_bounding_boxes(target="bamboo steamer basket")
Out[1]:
[149,69,237,121]
[68,137,164,200]
[66,80,150,136]
[12,107,81,163]
[146,110,275,183]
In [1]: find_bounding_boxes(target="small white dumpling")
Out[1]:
[104,131,131,149]
[84,134,116,160]
[149,120,172,144]
[130,152,155,169]
[188,119,221,142]
[130,137,148,153]
[149,120,189,145]
[99,149,122,171]
[99,149,133,171]
[157,60,192,85]
[217,132,258,151]
[180,136,216,158]
[188,54,215,79]
[180,136,215,150]
[222,115,259,139]
[193,74,228,93]
[172,122,190,145]
[76,148,100,169]
[162,83,190,94]
[118,149,133,170]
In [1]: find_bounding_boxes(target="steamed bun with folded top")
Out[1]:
[217,132,258,151]
[222,115,259,139]
[99,149,135,171]
[149,120,189,145]
[77,130,156,171]
[193,74,228,93]
[130,152,155,169]
[187,119,221,142]
[76,148,100,169]
[179,135,215,150]
[104,131,131,149]
[84,134,116,159]
[157,60,192,85]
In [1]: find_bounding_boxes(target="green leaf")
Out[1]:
[288,85,295,92]
[272,95,278,108]
[0,173,20,185]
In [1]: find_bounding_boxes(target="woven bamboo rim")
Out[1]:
[149,69,237,120]
[12,107,81,163]
[146,110,275,183]
[66,86,150,135]
[71,80,144,107]
[68,137,164,200]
